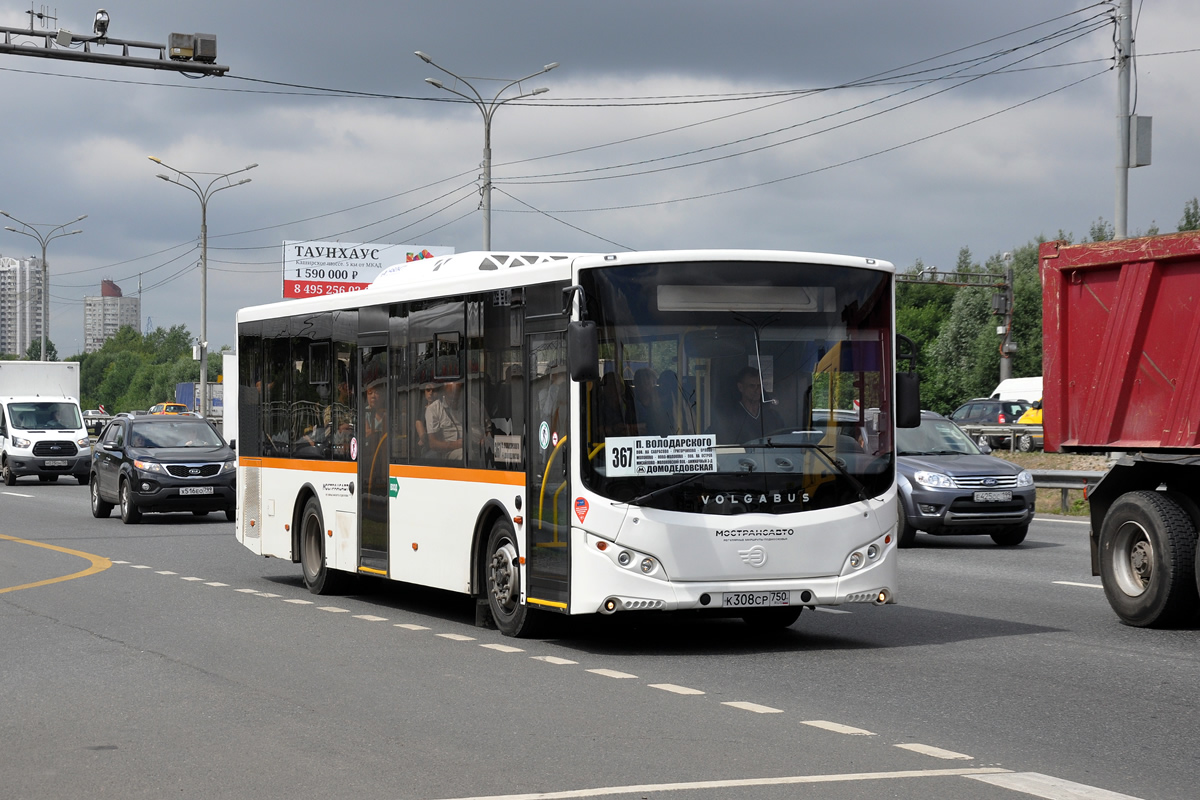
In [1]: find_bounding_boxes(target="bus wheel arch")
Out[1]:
[483,514,543,638]
[291,485,320,564]
[300,494,343,595]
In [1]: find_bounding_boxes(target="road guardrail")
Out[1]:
[1029,469,1106,514]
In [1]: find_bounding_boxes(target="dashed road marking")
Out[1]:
[437,633,476,641]
[649,683,704,696]
[895,743,972,760]
[235,588,260,594]
[130,565,152,570]
[2,492,36,498]
[588,668,637,679]
[801,720,875,735]
[283,598,314,605]
[395,623,430,630]
[204,582,229,587]
[532,655,578,666]
[1054,581,1103,589]
[181,577,204,582]
[257,592,281,598]
[814,607,853,614]
[969,771,1144,800]
[318,606,350,613]
[481,643,524,653]
[155,570,177,575]
[723,701,783,714]
[354,614,388,622]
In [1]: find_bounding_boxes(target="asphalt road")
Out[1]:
[2,480,1196,800]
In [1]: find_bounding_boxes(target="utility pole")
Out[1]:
[1115,0,1132,240]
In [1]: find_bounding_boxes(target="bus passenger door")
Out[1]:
[358,345,389,576]
[525,331,570,611]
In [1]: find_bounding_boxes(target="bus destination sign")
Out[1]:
[283,241,454,298]
[606,435,717,477]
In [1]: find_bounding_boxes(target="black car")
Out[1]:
[948,397,1031,448]
[896,411,1036,547]
[89,414,236,524]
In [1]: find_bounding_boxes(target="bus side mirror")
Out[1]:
[896,372,921,428]
[567,320,600,383]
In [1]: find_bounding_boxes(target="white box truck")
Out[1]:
[0,361,92,485]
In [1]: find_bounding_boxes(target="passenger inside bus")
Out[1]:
[425,379,464,461]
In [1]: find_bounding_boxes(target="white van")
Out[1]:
[990,376,1042,403]
[0,396,92,485]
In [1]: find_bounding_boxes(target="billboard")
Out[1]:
[283,241,454,298]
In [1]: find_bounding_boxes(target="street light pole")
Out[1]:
[415,51,558,251]
[1,210,86,360]
[148,157,256,418]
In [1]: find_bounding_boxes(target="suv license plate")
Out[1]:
[179,486,214,496]
[723,591,790,608]
[974,490,1012,502]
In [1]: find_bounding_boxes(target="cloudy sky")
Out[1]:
[1,1,1197,357]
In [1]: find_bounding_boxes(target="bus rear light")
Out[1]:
[876,589,890,604]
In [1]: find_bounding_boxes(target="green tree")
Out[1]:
[24,338,58,361]
[1180,198,1200,231]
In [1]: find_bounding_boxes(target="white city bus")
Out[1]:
[234,249,919,636]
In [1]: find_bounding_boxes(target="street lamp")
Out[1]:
[1,210,86,360]
[415,51,557,251]
[148,156,256,418]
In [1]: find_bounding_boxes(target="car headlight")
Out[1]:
[12,436,31,448]
[133,459,166,474]
[221,459,236,473]
[1016,469,1034,487]
[77,436,92,448]
[914,470,955,489]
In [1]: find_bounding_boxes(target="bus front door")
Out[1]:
[525,331,570,611]
[358,345,389,576]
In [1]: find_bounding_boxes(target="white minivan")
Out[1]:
[990,376,1042,403]
[0,396,92,485]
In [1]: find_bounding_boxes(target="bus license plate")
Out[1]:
[723,591,790,608]
[974,491,1012,502]
[179,486,214,496]
[44,460,68,467]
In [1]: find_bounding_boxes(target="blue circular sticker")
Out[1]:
[539,421,551,450]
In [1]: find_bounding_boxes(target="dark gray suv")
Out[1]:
[896,411,1036,547]
[90,414,236,524]
[948,398,1031,448]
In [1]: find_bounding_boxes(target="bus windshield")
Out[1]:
[579,259,895,514]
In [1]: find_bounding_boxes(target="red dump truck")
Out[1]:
[1041,232,1200,626]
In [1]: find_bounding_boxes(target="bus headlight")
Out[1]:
[617,550,632,566]
[849,551,864,569]
[640,557,656,574]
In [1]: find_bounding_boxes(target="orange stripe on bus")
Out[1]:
[243,457,358,474]
[390,464,525,486]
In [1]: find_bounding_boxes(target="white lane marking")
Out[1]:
[437,633,476,641]
[354,614,388,622]
[317,606,350,613]
[155,570,177,575]
[130,565,152,569]
[395,623,430,630]
[723,701,783,714]
[235,588,260,593]
[814,607,852,614]
[1037,517,1090,525]
[181,577,204,581]
[969,771,1144,800]
[801,720,875,735]
[2,492,35,498]
[283,598,314,605]
[432,767,1012,800]
[481,643,524,653]
[649,683,704,696]
[257,592,281,598]
[1054,581,1104,589]
[204,582,229,587]
[587,668,637,679]
[111,560,130,564]
[895,743,972,760]
[532,655,578,666]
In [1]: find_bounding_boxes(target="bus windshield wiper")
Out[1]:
[760,438,871,504]
[626,472,708,507]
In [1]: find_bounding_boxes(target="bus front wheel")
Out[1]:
[301,497,342,595]
[485,518,541,638]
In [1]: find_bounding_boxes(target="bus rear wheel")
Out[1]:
[301,497,342,594]
[486,518,541,638]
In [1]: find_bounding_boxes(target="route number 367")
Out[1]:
[611,446,634,469]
